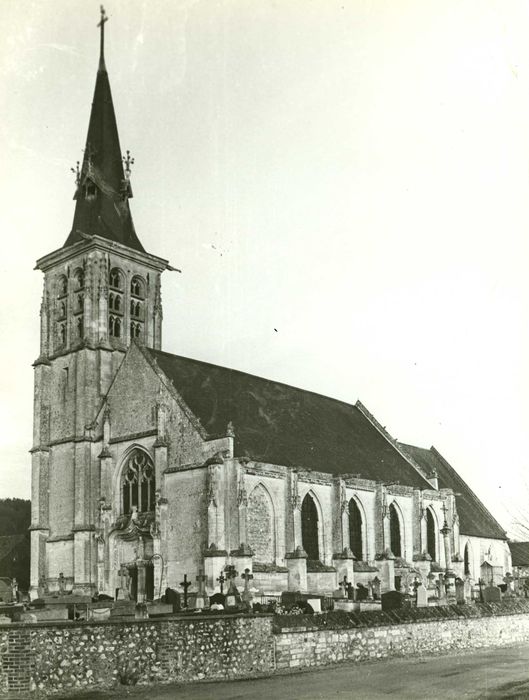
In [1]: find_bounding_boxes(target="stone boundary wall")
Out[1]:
[2,609,529,695]
[274,612,529,670]
[0,615,274,695]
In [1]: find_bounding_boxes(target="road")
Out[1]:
[50,643,529,700]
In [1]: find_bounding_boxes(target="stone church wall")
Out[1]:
[47,443,75,538]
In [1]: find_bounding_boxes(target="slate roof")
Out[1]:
[147,349,431,488]
[508,541,529,568]
[63,28,144,252]
[397,442,507,540]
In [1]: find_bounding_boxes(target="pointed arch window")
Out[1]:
[130,321,142,340]
[426,508,436,561]
[73,268,85,291]
[57,301,66,320]
[57,275,68,298]
[348,499,363,561]
[131,276,144,298]
[109,315,122,338]
[109,268,124,290]
[464,543,471,576]
[301,493,319,561]
[109,293,122,313]
[122,450,155,515]
[389,503,402,558]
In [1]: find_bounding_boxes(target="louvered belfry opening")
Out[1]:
[301,493,319,561]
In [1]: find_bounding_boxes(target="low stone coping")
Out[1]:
[1,610,274,631]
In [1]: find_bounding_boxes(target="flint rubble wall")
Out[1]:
[2,609,529,695]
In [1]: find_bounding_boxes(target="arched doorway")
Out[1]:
[389,503,402,558]
[426,508,436,561]
[349,499,363,560]
[301,493,319,561]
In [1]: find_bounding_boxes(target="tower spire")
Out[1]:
[63,6,145,252]
[97,6,108,72]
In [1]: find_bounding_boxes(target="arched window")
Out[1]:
[57,275,68,298]
[131,300,141,318]
[301,493,319,561]
[348,499,363,560]
[121,450,155,514]
[247,484,275,563]
[131,276,144,298]
[130,321,141,340]
[109,268,124,290]
[57,301,66,319]
[426,508,436,561]
[73,268,84,290]
[76,293,84,313]
[389,503,402,558]
[109,315,121,338]
[464,542,471,576]
[76,316,84,339]
[59,323,66,346]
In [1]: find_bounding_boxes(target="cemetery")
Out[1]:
[2,553,529,695]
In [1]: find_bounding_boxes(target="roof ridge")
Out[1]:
[429,445,507,539]
[149,348,363,413]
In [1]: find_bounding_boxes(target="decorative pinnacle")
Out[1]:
[97,6,108,71]
[123,150,134,180]
[71,161,81,187]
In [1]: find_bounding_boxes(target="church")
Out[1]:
[29,10,511,602]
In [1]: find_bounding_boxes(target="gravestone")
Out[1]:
[164,587,181,612]
[455,578,465,604]
[416,582,428,608]
[195,570,208,610]
[463,577,473,603]
[372,576,381,600]
[483,585,501,603]
[241,568,254,608]
[307,598,322,613]
[210,592,226,607]
[381,590,404,612]
[356,583,368,601]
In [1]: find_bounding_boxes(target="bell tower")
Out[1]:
[30,8,171,596]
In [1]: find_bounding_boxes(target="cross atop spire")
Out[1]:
[97,5,108,72]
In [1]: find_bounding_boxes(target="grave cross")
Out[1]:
[180,574,192,608]
[216,571,226,594]
[196,569,207,596]
[340,575,348,597]
[241,568,253,590]
[225,564,238,581]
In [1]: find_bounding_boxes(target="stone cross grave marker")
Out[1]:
[216,571,226,594]
[195,569,207,610]
[58,572,66,596]
[503,573,515,597]
[339,575,348,598]
[225,565,240,608]
[241,568,254,606]
[117,565,130,600]
[179,574,191,608]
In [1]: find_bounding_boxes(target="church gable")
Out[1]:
[103,343,211,469]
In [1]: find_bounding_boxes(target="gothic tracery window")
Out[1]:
[73,268,85,290]
[301,493,319,561]
[109,267,124,290]
[57,275,68,298]
[121,450,155,515]
[348,498,363,561]
[426,508,436,561]
[130,276,144,298]
[389,503,402,558]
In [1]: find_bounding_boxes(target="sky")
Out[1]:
[1,0,529,537]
